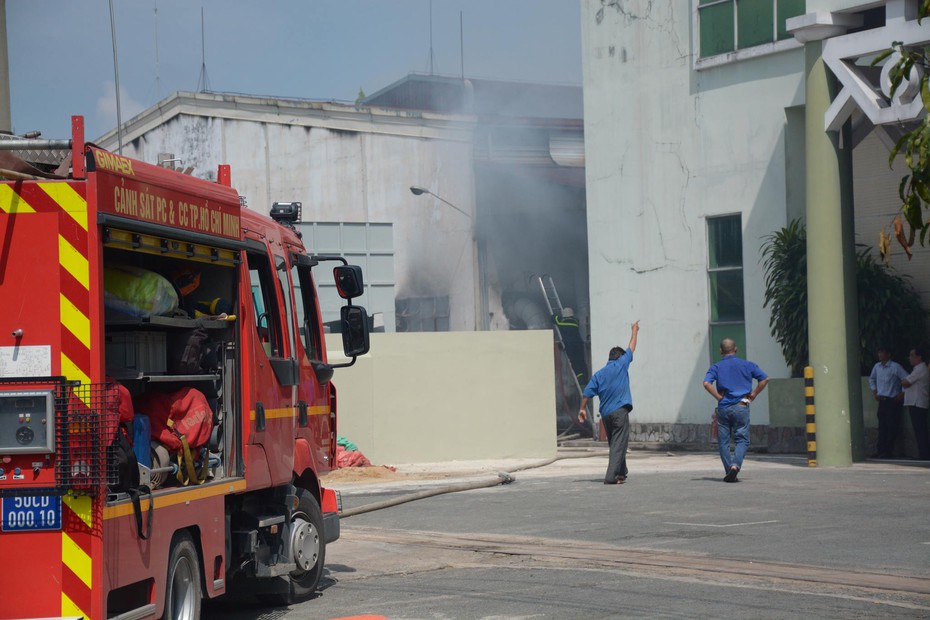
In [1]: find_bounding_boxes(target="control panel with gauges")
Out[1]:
[0,391,55,454]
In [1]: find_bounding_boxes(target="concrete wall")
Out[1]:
[324,331,556,464]
[581,2,803,428]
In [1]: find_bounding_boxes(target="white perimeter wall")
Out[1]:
[581,2,811,425]
[324,331,556,464]
[118,113,479,331]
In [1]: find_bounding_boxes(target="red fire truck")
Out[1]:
[0,117,370,619]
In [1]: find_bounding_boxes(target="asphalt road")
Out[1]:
[208,452,930,619]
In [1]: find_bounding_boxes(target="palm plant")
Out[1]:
[761,219,928,376]
[856,249,927,371]
[761,220,808,376]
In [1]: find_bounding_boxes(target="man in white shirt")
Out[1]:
[902,346,930,461]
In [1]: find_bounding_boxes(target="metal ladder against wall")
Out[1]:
[536,274,580,386]
[537,274,563,324]
[537,275,593,434]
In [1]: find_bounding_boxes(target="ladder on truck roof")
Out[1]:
[0,116,86,180]
[536,275,594,438]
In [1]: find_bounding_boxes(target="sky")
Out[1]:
[7,1,582,141]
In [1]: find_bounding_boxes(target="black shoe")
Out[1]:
[724,466,740,483]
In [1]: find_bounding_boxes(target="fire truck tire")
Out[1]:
[162,532,202,620]
[259,488,325,605]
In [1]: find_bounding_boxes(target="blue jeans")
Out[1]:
[716,404,750,472]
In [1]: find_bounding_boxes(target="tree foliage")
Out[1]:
[761,220,928,376]
[872,2,930,249]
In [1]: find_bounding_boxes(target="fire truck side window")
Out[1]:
[275,255,296,357]
[291,263,322,361]
[247,250,283,358]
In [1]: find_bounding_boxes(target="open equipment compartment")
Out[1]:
[101,226,242,488]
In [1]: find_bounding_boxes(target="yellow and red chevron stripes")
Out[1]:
[2,179,98,619]
[61,493,95,620]
[50,183,92,388]
[2,182,92,385]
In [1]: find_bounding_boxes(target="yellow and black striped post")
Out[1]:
[804,366,817,467]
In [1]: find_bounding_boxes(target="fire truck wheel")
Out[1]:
[163,532,202,620]
[259,488,325,605]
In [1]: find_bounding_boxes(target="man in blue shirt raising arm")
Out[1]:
[578,320,639,485]
[703,338,769,483]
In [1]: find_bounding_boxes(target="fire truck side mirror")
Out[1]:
[334,265,364,300]
[341,305,371,358]
[312,360,334,385]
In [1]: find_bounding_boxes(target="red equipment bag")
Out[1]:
[101,377,134,435]
[103,379,152,539]
[135,387,213,485]
[114,381,135,426]
[134,387,213,452]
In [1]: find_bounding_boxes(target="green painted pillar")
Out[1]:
[803,41,863,466]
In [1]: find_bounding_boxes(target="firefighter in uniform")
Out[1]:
[553,307,587,383]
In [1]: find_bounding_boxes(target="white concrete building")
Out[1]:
[97,76,586,342]
[580,0,929,460]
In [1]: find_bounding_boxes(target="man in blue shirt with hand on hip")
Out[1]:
[578,320,639,485]
[703,338,769,483]
[868,345,908,459]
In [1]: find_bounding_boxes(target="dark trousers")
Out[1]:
[603,405,631,482]
[909,406,930,460]
[876,398,904,457]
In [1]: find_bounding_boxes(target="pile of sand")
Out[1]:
[321,465,460,484]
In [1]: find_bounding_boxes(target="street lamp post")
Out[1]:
[409,186,486,330]
[409,186,473,219]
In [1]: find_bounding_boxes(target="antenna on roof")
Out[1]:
[154,2,161,100]
[427,0,437,75]
[196,7,211,92]
[0,0,12,133]
[108,0,123,154]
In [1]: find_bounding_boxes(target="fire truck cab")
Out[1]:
[0,117,369,619]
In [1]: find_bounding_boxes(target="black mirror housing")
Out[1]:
[341,305,370,357]
[312,360,334,385]
[334,265,364,299]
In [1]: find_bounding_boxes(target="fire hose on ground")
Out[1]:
[339,449,609,518]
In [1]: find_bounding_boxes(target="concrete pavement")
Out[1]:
[324,447,930,496]
[204,448,930,618]
[304,447,930,618]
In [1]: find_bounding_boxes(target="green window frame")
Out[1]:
[708,215,746,359]
[698,0,805,58]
